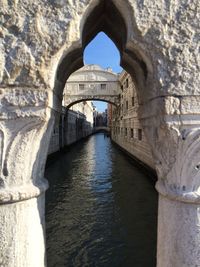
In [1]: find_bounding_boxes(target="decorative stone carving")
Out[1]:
[155,127,200,203]
[0,86,55,267]
[140,96,200,184]
[0,87,53,190]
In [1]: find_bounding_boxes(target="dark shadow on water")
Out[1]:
[45,133,158,267]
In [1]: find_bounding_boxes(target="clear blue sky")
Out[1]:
[84,32,122,112]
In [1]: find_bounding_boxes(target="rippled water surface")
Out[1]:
[45,133,158,267]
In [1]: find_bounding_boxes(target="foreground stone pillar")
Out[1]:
[0,87,54,267]
[140,96,200,267]
[0,192,47,267]
[156,181,200,267]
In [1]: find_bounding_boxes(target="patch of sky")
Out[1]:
[84,32,122,74]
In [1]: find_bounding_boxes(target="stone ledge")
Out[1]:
[0,179,49,204]
[139,96,200,120]
[156,179,200,204]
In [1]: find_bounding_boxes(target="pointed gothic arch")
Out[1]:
[55,0,153,105]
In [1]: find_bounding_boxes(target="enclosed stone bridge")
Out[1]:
[93,126,110,133]
[64,65,120,108]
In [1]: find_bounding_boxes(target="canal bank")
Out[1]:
[111,140,157,184]
[45,133,158,267]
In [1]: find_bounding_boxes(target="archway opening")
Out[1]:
[54,0,153,107]
[46,1,157,266]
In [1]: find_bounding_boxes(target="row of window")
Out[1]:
[79,83,107,90]
[121,78,129,91]
[114,127,142,141]
[120,97,135,113]
[126,97,135,108]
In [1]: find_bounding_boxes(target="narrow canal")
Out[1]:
[45,133,158,267]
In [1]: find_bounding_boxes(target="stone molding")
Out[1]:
[0,178,49,204]
[137,96,200,205]
[156,179,200,204]
[144,124,200,206]
[0,87,55,192]
[139,95,200,120]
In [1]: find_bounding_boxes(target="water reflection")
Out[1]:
[45,133,158,267]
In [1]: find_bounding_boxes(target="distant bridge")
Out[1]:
[64,65,120,108]
[93,126,111,134]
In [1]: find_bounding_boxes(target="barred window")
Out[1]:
[101,84,106,90]
[131,128,134,138]
[132,97,135,106]
[126,78,129,88]
[138,129,142,140]
[79,84,85,90]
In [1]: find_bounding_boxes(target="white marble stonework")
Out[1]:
[64,65,120,107]
[0,0,199,266]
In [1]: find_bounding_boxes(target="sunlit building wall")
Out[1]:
[111,71,155,169]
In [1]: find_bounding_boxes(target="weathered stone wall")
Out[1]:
[69,100,94,125]
[48,103,93,154]
[48,119,60,154]
[111,71,155,169]
[1,0,199,99]
[64,109,93,146]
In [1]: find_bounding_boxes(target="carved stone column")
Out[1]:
[0,87,54,267]
[140,96,200,267]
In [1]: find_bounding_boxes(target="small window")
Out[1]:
[132,97,135,106]
[131,128,134,138]
[121,85,123,90]
[125,128,127,136]
[79,84,85,90]
[101,84,106,90]
[138,129,142,141]
[126,100,128,110]
[126,78,129,88]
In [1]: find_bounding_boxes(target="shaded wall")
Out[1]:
[48,108,93,155]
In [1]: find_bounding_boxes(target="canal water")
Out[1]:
[45,133,158,267]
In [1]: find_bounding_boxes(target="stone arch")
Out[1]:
[49,2,200,265]
[52,3,159,263]
[66,98,117,109]
[55,0,153,106]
